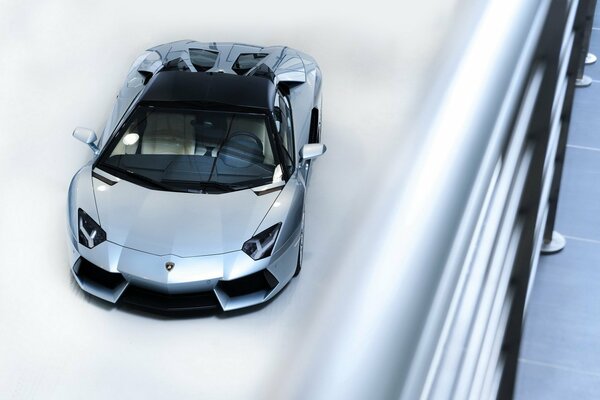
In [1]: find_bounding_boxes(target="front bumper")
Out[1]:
[68,232,299,313]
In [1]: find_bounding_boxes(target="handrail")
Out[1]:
[267,0,592,399]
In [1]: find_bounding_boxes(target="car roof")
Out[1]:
[140,71,276,111]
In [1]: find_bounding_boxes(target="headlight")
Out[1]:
[242,223,282,260]
[78,208,106,249]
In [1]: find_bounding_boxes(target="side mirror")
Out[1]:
[299,143,326,161]
[73,127,99,154]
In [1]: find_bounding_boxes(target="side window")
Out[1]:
[274,92,295,174]
[280,96,294,154]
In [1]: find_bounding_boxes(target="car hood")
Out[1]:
[92,175,281,257]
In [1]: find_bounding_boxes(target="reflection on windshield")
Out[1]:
[98,105,278,193]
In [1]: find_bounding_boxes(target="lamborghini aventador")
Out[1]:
[67,41,325,313]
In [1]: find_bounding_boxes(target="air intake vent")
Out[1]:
[163,57,190,71]
[190,49,218,72]
[74,258,126,290]
[232,53,268,75]
[217,269,279,298]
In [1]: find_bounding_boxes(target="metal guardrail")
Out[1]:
[574,0,598,86]
[269,0,594,399]
[544,0,597,254]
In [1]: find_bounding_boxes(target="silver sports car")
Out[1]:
[67,41,325,313]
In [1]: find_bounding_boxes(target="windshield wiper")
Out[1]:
[163,179,255,193]
[200,181,234,191]
[99,165,187,193]
[176,180,235,193]
[192,178,272,192]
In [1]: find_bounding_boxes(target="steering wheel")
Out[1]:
[228,131,262,148]
[219,131,264,168]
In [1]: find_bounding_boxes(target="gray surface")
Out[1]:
[514,11,600,400]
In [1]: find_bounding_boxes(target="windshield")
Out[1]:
[97,105,279,193]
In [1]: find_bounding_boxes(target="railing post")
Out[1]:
[575,0,597,86]
[585,52,597,64]
[542,0,595,254]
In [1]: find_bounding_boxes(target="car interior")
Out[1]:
[105,108,277,187]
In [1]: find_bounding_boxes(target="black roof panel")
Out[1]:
[141,71,275,110]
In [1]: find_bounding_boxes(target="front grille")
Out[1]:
[120,285,220,314]
[74,257,125,290]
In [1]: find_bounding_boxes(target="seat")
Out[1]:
[219,131,264,168]
[141,112,196,155]
[227,115,274,164]
[192,113,229,150]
